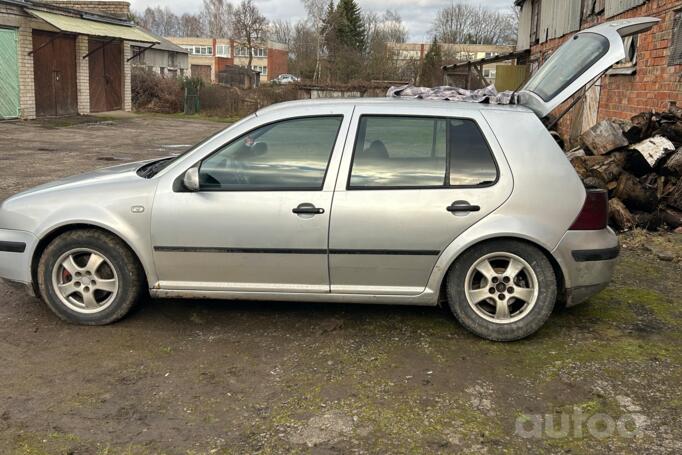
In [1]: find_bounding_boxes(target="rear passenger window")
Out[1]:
[348,116,497,189]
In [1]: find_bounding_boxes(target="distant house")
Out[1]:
[515,0,682,144]
[130,33,189,78]
[165,37,289,84]
[0,0,158,119]
[389,42,515,85]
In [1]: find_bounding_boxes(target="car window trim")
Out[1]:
[345,114,500,191]
[177,114,345,193]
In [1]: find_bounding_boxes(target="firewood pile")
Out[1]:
[567,103,682,232]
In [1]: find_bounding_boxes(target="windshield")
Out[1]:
[522,33,609,102]
[137,115,256,178]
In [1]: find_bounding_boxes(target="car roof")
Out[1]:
[255,97,534,116]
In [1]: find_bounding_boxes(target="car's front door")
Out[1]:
[328,107,513,295]
[151,111,352,293]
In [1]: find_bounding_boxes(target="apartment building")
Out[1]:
[389,42,515,83]
[166,37,288,83]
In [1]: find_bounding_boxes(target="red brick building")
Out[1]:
[516,0,682,145]
[167,37,288,83]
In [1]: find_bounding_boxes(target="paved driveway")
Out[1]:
[0,115,680,454]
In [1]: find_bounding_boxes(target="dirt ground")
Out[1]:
[0,115,681,455]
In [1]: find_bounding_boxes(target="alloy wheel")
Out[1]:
[51,248,119,314]
[464,252,539,324]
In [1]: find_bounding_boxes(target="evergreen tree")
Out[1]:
[336,0,366,51]
[419,36,443,87]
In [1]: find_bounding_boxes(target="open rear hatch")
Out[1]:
[515,17,660,118]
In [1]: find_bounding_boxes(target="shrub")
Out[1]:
[131,68,183,113]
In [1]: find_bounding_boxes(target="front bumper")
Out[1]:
[552,228,620,307]
[0,228,37,285]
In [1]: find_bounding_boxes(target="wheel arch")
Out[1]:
[30,223,150,296]
[435,235,567,307]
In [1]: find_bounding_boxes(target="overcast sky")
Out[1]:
[127,0,515,42]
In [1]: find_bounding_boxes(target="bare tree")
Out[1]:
[233,0,268,72]
[136,7,181,36]
[303,0,327,81]
[270,19,293,46]
[180,13,205,37]
[201,0,233,38]
[432,2,517,45]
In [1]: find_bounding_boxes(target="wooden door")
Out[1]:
[191,64,212,83]
[32,31,77,117]
[89,40,123,112]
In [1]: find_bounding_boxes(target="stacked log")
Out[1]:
[567,103,682,231]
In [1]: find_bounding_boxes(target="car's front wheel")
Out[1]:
[37,229,144,325]
[446,239,557,341]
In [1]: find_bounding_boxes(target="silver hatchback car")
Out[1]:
[0,18,657,340]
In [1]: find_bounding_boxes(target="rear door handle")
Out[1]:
[293,203,325,215]
[447,201,480,213]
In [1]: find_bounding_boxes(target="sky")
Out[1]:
[127,0,515,42]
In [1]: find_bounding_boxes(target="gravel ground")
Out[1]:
[0,115,681,455]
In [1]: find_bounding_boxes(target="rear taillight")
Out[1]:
[570,189,608,230]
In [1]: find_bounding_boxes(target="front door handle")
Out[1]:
[293,203,325,215]
[447,201,480,213]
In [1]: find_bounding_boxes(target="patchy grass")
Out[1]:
[139,111,240,124]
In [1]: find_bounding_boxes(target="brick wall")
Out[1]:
[44,1,131,20]
[75,35,90,114]
[527,0,682,142]
[267,48,288,80]
[18,25,36,119]
[123,42,131,111]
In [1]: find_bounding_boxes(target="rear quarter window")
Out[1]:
[448,119,498,186]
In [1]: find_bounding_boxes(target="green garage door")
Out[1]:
[0,28,20,119]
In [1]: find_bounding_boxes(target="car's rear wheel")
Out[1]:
[446,239,556,341]
[37,229,143,325]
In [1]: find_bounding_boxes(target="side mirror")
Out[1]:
[183,167,200,192]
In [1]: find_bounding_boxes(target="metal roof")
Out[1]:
[129,31,188,53]
[442,49,529,71]
[27,9,158,43]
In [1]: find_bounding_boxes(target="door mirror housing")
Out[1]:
[183,167,200,192]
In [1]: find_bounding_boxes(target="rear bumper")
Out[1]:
[0,228,37,286]
[552,228,619,307]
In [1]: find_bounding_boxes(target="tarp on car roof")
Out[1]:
[387,84,513,104]
[27,9,159,43]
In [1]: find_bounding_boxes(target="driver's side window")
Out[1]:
[199,116,343,191]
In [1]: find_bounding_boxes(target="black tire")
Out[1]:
[446,239,557,341]
[37,229,144,325]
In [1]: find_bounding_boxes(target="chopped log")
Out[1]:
[632,211,660,231]
[565,147,586,161]
[663,147,682,176]
[584,176,608,190]
[608,198,635,231]
[659,206,682,228]
[629,136,675,168]
[614,172,658,211]
[613,119,641,144]
[631,112,654,139]
[581,120,629,155]
[570,155,608,179]
[667,179,682,211]
[589,154,624,183]
[669,101,682,120]
[656,121,682,144]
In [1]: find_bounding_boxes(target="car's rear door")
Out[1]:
[327,105,513,295]
[516,17,659,118]
[151,106,353,293]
